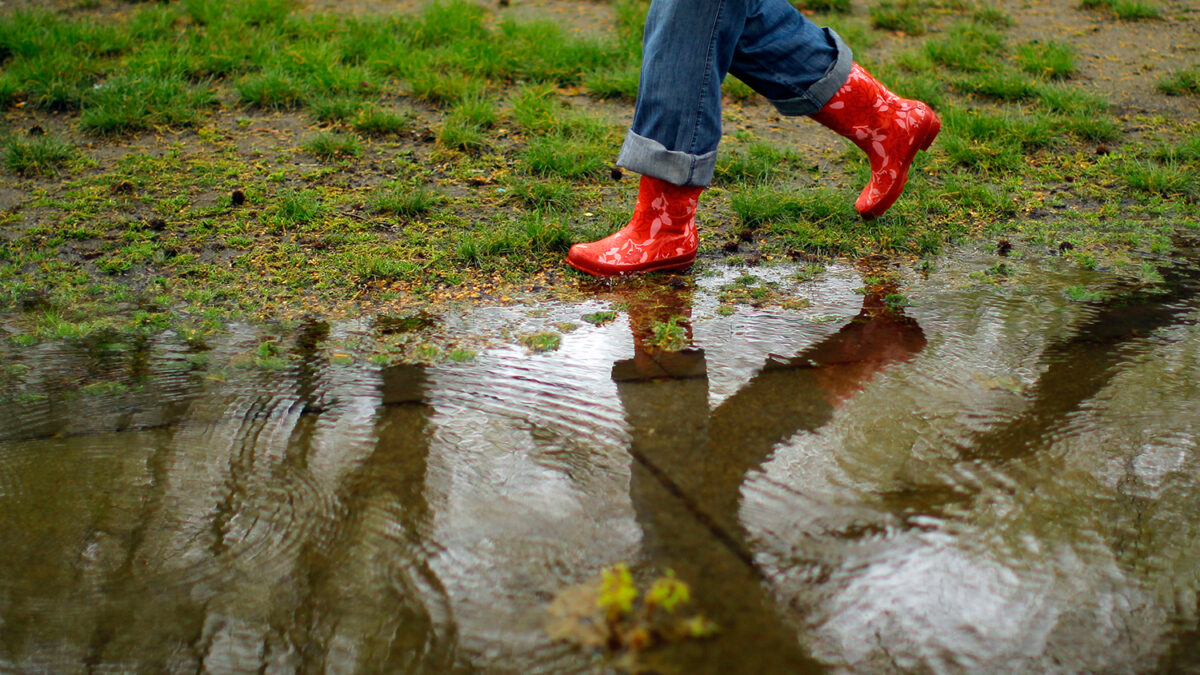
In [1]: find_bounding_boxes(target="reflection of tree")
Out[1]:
[0,321,457,672]
[291,362,456,671]
[613,280,925,671]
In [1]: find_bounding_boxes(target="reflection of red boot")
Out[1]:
[811,63,940,220]
[567,175,702,277]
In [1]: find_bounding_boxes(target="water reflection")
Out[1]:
[1,254,1199,673]
[612,279,924,672]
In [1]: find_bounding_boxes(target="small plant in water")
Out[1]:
[547,562,717,655]
[647,316,689,351]
[1065,285,1105,302]
[582,311,617,326]
[521,331,561,352]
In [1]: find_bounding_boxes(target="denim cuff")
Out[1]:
[768,28,853,117]
[616,131,718,187]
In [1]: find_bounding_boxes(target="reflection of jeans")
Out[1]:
[617,0,853,186]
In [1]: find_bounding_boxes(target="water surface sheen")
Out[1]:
[2,253,1200,673]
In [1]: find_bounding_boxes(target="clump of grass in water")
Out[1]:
[582,311,617,326]
[520,331,561,352]
[647,316,689,351]
[3,134,74,176]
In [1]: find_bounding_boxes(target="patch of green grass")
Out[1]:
[357,255,419,282]
[1065,285,1105,302]
[455,213,573,266]
[1158,68,1200,96]
[582,310,617,326]
[4,134,74,176]
[503,177,581,212]
[448,95,498,129]
[521,121,615,179]
[585,65,641,100]
[308,97,363,123]
[449,347,476,362]
[511,83,563,133]
[237,69,304,109]
[794,0,853,12]
[1016,41,1076,79]
[371,181,442,217]
[870,0,926,34]
[1121,159,1195,196]
[278,189,323,225]
[353,106,413,135]
[971,6,1014,26]
[1080,0,1158,19]
[722,77,758,102]
[520,331,561,352]
[954,69,1040,101]
[923,22,1004,71]
[731,186,855,229]
[303,132,362,159]
[408,71,486,106]
[714,142,798,186]
[438,117,487,152]
[647,316,689,351]
[81,72,215,134]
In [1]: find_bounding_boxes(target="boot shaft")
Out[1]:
[630,175,704,236]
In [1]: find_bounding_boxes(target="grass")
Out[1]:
[1080,0,1159,19]
[303,132,362,159]
[520,331,561,352]
[1016,41,1076,79]
[354,106,413,135]
[1158,68,1200,96]
[714,143,800,186]
[0,0,1196,340]
[371,182,443,217]
[4,134,73,176]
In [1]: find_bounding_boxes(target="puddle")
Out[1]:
[2,245,1200,673]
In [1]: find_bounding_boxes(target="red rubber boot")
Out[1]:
[567,175,702,277]
[811,63,941,220]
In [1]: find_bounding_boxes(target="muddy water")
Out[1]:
[2,247,1200,673]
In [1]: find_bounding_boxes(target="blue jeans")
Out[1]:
[616,0,852,186]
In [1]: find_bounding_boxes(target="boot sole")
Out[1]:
[567,252,696,278]
[858,110,942,221]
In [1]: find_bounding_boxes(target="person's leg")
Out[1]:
[569,0,852,277]
[728,0,939,220]
[617,0,749,188]
[569,0,748,277]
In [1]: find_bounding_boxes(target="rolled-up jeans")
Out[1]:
[616,0,853,186]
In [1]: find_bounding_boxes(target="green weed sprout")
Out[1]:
[598,562,639,625]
